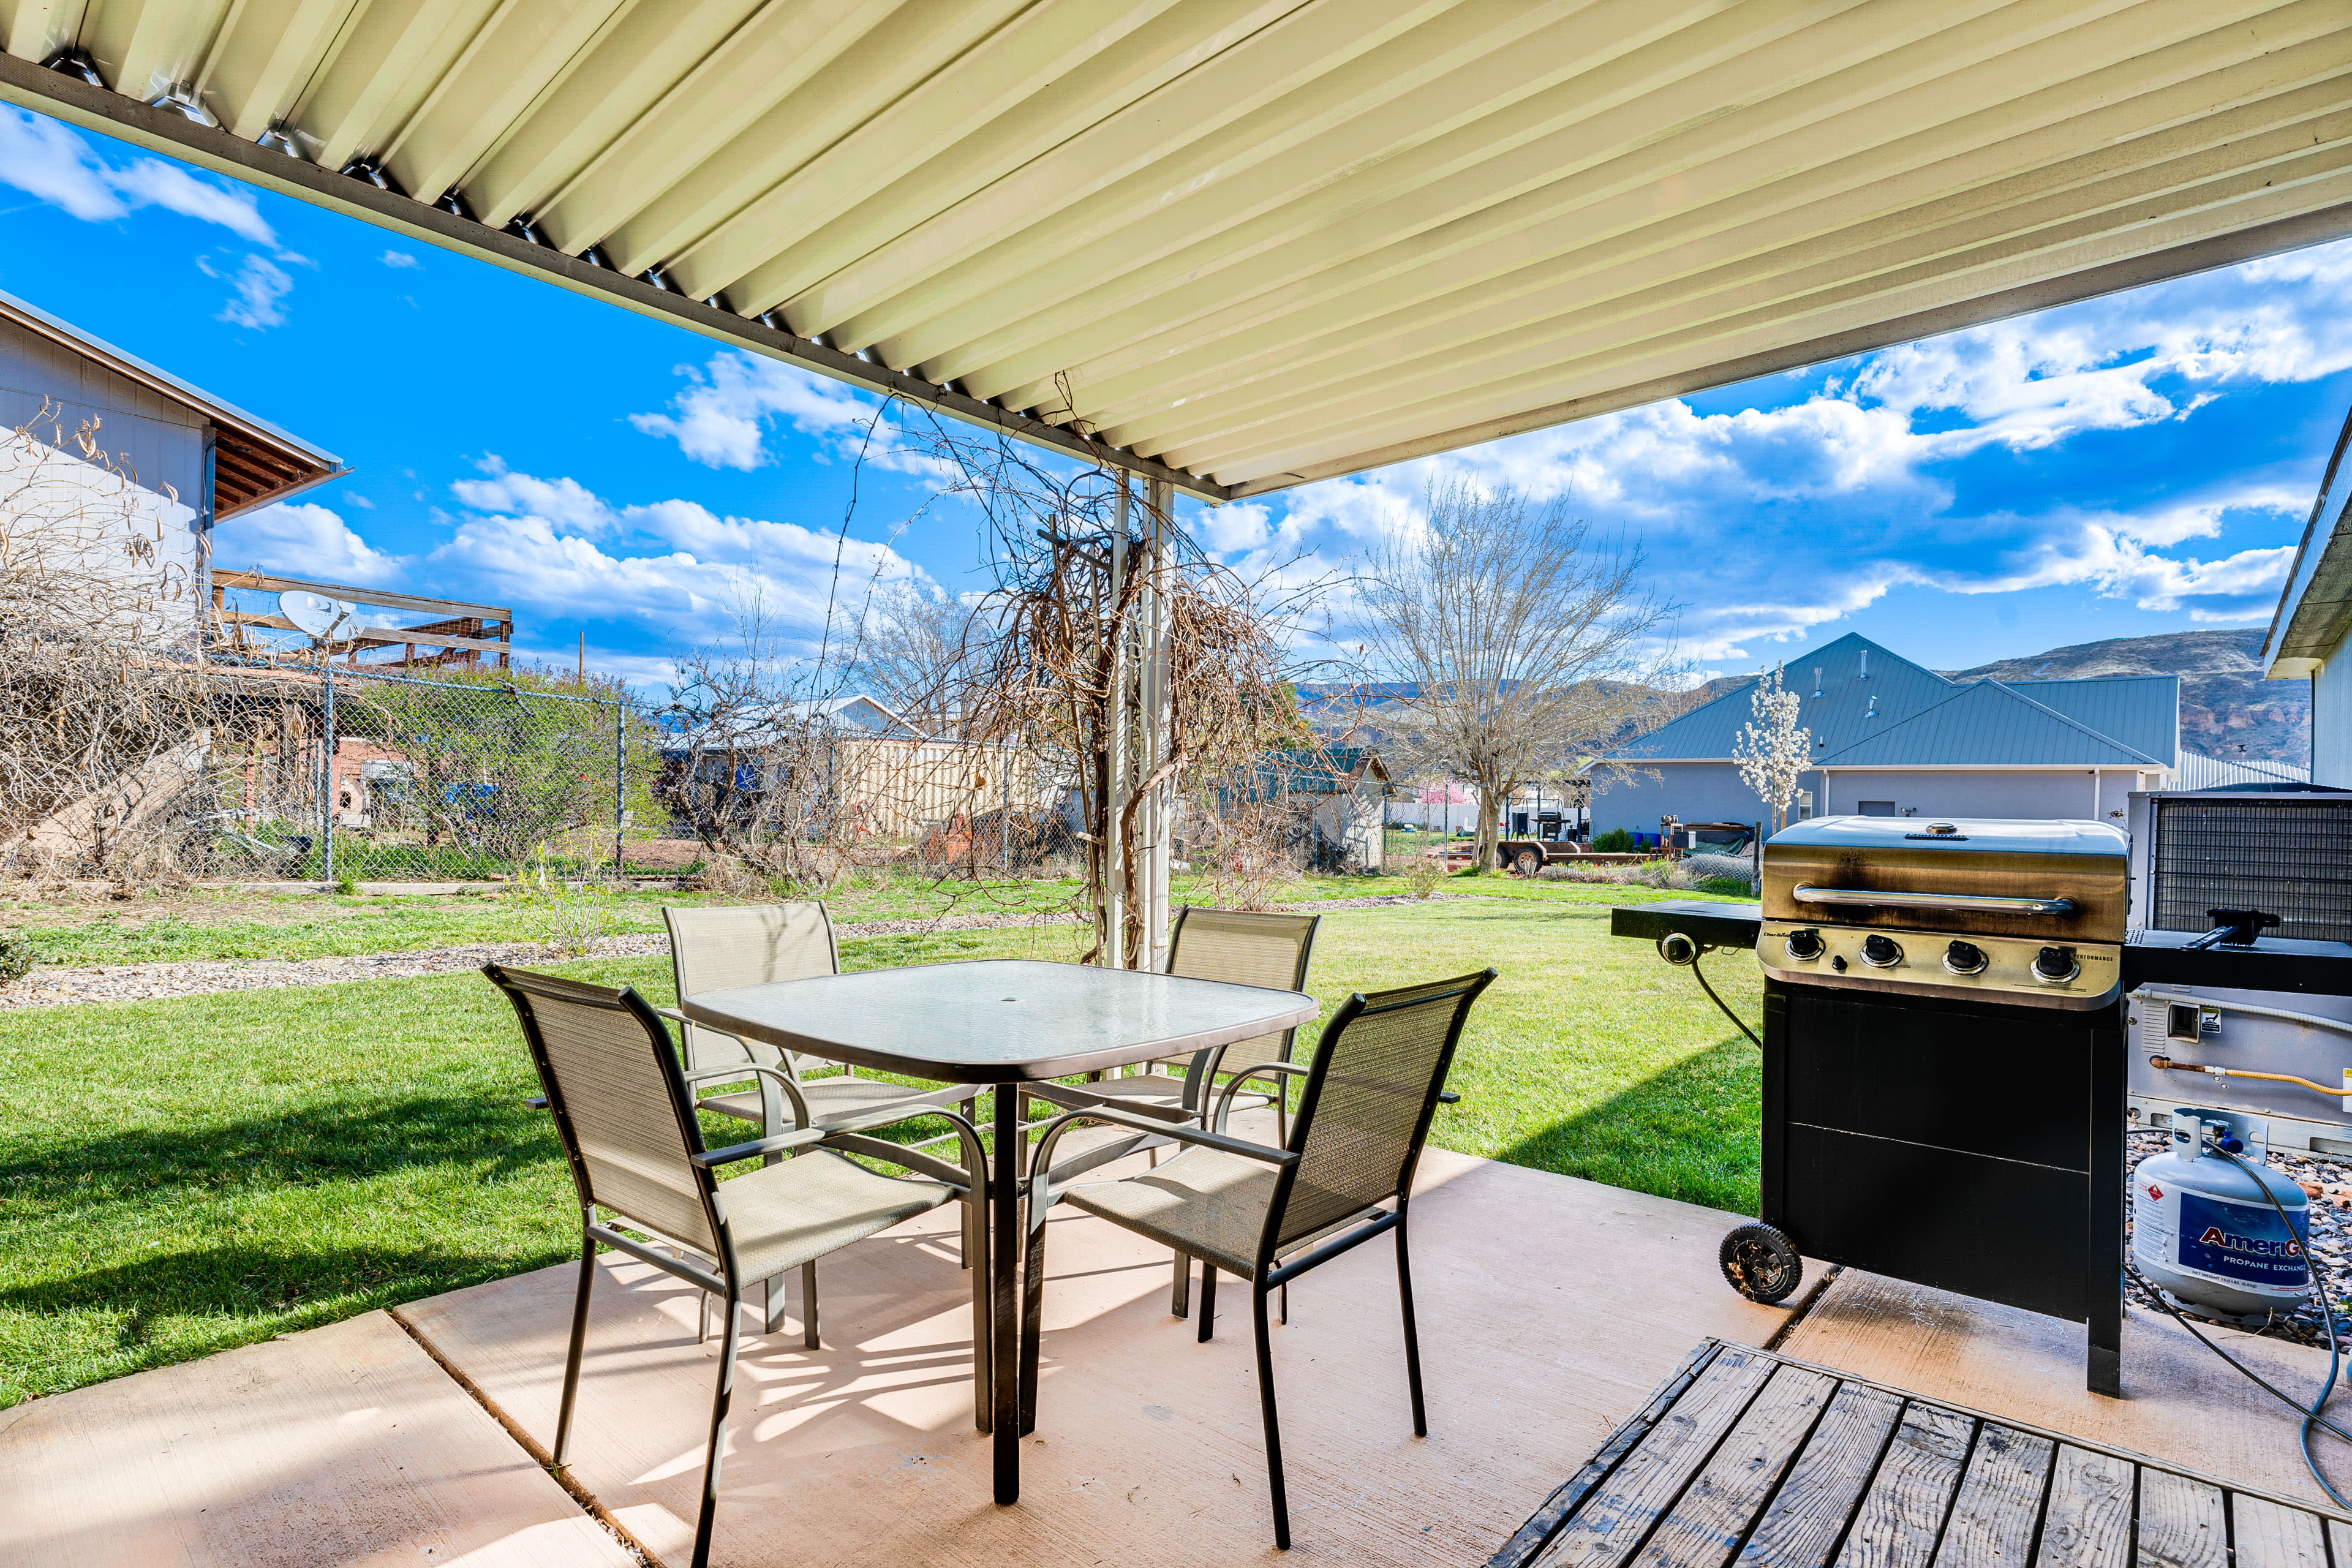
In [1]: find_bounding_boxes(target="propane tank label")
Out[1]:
[2176,1193,2309,1287]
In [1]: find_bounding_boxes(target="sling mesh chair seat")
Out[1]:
[484,962,992,1568]
[1023,907,1321,1315]
[1021,968,1497,1550]
[663,902,988,1333]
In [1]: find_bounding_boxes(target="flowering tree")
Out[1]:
[1733,663,1811,833]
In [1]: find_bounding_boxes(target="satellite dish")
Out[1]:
[281,590,361,642]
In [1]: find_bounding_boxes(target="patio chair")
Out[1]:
[483,962,989,1568]
[1023,906,1321,1313]
[662,902,987,1333]
[1021,967,1497,1550]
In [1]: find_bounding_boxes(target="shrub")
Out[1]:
[1591,826,1634,853]
[0,936,32,988]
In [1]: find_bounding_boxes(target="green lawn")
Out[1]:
[0,897,1760,1406]
[0,870,1729,965]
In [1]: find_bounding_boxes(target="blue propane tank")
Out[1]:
[2132,1111,2311,1323]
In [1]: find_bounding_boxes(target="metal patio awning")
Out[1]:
[4,0,2349,502]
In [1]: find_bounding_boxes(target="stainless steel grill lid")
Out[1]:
[1762,816,2128,944]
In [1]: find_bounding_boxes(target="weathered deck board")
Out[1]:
[1738,1384,1906,1568]
[1498,1341,2343,1568]
[2135,1471,2225,1568]
[1935,1424,2054,1568]
[1833,1404,1975,1568]
[1534,1348,1777,1568]
[1632,1365,1838,1568]
[2233,1495,2328,1568]
[2037,1446,2136,1568]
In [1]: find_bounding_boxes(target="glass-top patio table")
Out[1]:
[677,957,1320,1504]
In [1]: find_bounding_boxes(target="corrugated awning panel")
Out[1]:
[6,0,2348,500]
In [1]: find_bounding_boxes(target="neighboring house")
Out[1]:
[783,695,927,737]
[2263,403,2351,786]
[2171,752,2311,791]
[1387,778,1485,833]
[1228,747,1392,872]
[0,287,341,638]
[1588,633,2177,834]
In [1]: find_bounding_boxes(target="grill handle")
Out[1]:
[1790,885,2077,916]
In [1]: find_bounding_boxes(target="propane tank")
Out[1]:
[2132,1110,2310,1323]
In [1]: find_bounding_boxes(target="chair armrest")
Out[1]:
[1033,1102,1296,1172]
[1025,1104,1296,1231]
[693,1125,831,1167]
[678,1062,813,1131]
[1212,1061,1310,1131]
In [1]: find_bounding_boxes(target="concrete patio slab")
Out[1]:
[396,1147,1804,1567]
[0,1309,635,1568]
[1778,1267,2342,1507]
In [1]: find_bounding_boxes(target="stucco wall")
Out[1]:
[1589,761,2155,834]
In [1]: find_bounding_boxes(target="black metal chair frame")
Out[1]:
[1023,905,1325,1317]
[1019,968,1497,1550]
[484,962,992,1568]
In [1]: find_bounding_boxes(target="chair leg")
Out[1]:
[1197,1265,1218,1343]
[691,1287,744,1568]
[1396,1216,1427,1437]
[968,1191,992,1434]
[1253,1282,1291,1550]
[799,1261,821,1348]
[1170,1250,1191,1317]
[553,1224,597,1467]
[1019,1207,1049,1436]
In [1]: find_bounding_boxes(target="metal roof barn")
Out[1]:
[2,0,2348,500]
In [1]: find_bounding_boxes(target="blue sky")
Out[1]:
[6,103,2350,694]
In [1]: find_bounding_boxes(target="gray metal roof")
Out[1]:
[1615,634,1963,762]
[1815,679,2165,769]
[2002,675,2179,767]
[1610,633,2177,771]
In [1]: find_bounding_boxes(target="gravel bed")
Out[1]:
[2124,1128,2351,1350]
[0,897,1457,1010]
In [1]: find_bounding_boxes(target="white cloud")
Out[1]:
[213,501,406,586]
[1263,236,2352,663]
[200,254,295,330]
[0,107,275,243]
[428,465,929,649]
[628,351,957,481]
[380,249,420,268]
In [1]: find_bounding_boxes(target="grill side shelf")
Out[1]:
[1610,900,1762,950]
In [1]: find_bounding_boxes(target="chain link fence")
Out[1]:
[1,649,1082,888]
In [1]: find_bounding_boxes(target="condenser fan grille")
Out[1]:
[2150,798,2352,943]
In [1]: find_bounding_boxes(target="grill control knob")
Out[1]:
[1860,934,1903,968]
[1942,940,1989,976]
[2033,946,2079,984]
[1784,928,1825,961]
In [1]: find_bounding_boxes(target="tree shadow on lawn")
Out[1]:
[1493,1036,1762,1217]
[1,1239,551,1334]
[0,1092,562,1206]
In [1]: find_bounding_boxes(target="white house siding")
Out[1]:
[2316,647,2350,788]
[0,320,206,636]
[1591,761,2156,834]
[1589,763,1771,837]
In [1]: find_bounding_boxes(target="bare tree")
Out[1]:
[855,582,983,736]
[1732,663,1810,833]
[0,402,217,882]
[1357,481,1675,872]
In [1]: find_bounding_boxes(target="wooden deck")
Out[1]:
[1492,1340,2343,1568]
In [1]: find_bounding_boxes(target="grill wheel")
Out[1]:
[1719,1222,1803,1304]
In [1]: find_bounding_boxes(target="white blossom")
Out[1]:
[1733,663,1811,833]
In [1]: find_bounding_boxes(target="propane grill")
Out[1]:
[1758,816,2128,1009]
